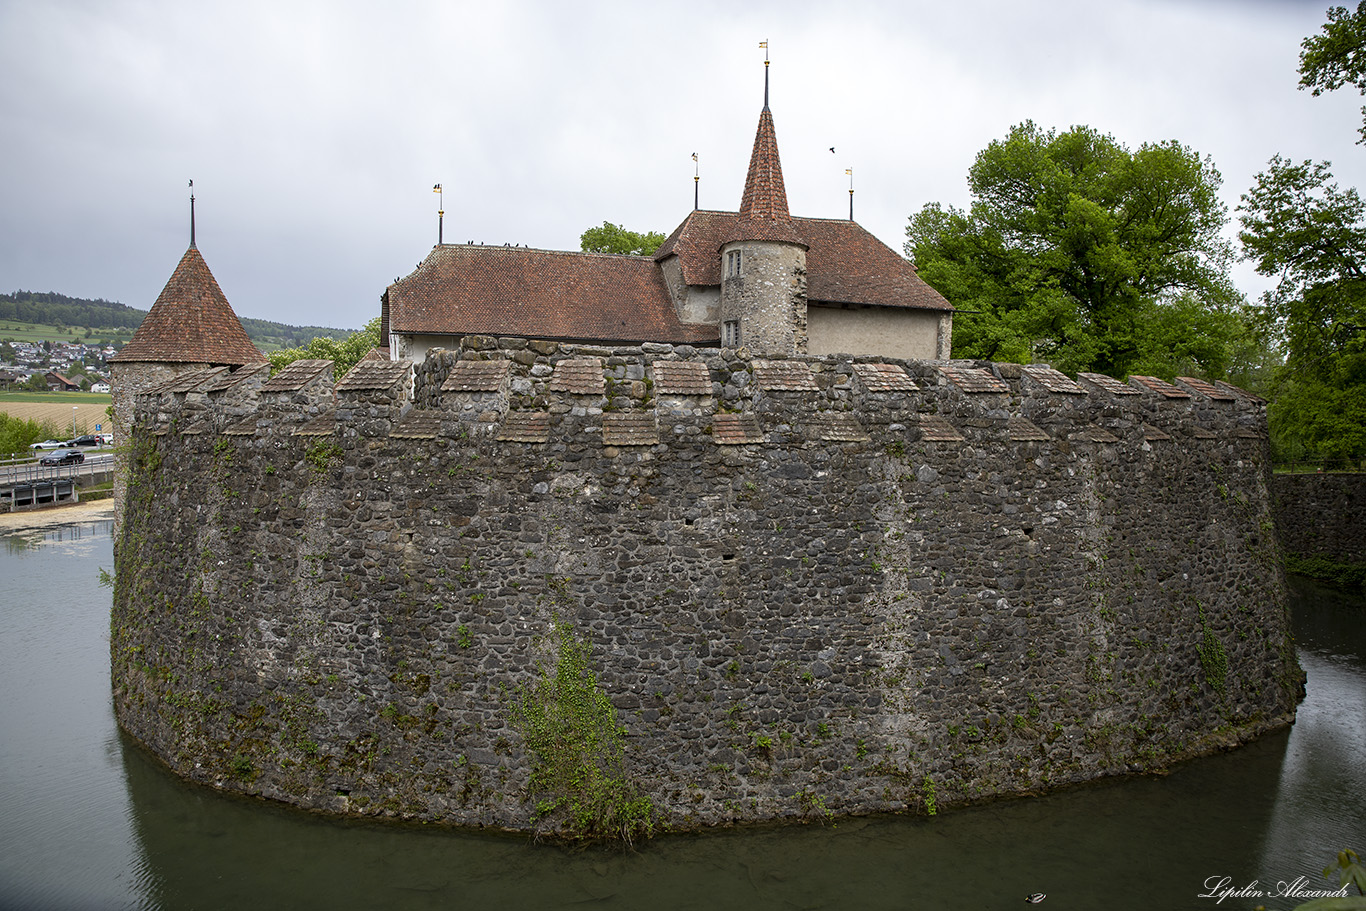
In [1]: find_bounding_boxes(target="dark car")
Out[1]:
[68,435,101,448]
[39,449,85,466]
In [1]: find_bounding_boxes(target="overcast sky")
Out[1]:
[2,0,1362,331]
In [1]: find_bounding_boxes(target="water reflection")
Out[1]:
[1,520,1363,911]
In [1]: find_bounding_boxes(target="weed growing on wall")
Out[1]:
[304,440,342,474]
[1197,606,1229,693]
[509,618,656,845]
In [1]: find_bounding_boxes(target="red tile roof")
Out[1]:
[386,245,717,345]
[112,245,267,366]
[656,211,952,313]
[725,107,805,248]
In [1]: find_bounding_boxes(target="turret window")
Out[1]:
[723,320,741,347]
[726,250,743,278]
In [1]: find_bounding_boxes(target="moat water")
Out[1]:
[1,517,1362,911]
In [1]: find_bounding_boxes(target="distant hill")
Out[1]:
[0,291,356,350]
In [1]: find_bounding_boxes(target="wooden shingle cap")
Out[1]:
[603,413,658,446]
[753,360,817,392]
[853,363,916,392]
[497,412,551,443]
[390,411,442,439]
[1008,417,1051,441]
[1128,375,1191,399]
[711,413,764,445]
[261,359,333,393]
[337,359,412,392]
[548,358,606,394]
[939,365,1009,394]
[652,360,712,396]
[917,415,964,442]
[816,414,870,442]
[1176,376,1236,401]
[1021,365,1086,395]
[222,416,258,436]
[1078,372,1141,396]
[293,414,336,437]
[442,359,510,392]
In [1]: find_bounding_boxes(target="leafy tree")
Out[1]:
[580,221,666,256]
[1300,2,1366,143]
[0,413,61,457]
[905,121,1243,379]
[1239,156,1366,465]
[268,317,382,380]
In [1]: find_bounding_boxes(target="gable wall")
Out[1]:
[809,306,949,361]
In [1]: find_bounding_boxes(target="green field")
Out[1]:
[0,391,112,405]
[0,320,134,345]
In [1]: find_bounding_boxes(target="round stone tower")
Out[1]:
[718,70,809,356]
[109,198,267,525]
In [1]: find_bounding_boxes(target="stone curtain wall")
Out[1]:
[110,340,1303,833]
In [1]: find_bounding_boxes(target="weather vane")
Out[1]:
[433,183,444,245]
[760,40,770,107]
[846,168,854,220]
[188,179,196,247]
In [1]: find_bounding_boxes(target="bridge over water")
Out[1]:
[0,452,116,511]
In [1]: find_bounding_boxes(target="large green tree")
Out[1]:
[1300,2,1366,143]
[905,122,1247,379]
[1239,156,1366,465]
[580,222,665,256]
[268,317,382,380]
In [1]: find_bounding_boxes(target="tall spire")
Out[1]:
[738,105,791,220]
[726,54,805,247]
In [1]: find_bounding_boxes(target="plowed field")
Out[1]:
[0,402,112,434]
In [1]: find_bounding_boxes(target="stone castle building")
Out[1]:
[103,78,1302,836]
[382,71,955,364]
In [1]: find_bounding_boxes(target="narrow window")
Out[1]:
[722,320,741,347]
[726,249,743,278]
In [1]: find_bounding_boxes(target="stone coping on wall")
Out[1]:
[129,341,1268,454]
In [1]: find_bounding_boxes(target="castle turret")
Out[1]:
[110,196,267,522]
[719,67,808,355]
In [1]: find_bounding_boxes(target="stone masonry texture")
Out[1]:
[1271,473,1366,567]
[110,341,1303,834]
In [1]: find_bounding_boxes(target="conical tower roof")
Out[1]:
[112,244,267,365]
[724,81,805,248]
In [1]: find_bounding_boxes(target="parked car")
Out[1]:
[68,435,101,447]
[39,449,85,466]
[97,433,113,445]
[29,439,67,450]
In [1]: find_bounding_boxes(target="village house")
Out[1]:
[381,69,953,363]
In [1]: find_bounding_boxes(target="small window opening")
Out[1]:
[726,249,743,278]
[722,320,741,347]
